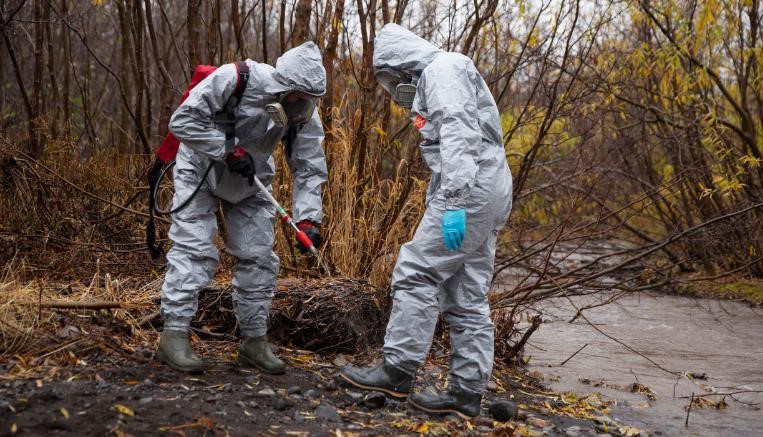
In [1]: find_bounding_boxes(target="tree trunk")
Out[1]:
[117,0,133,153]
[188,0,203,70]
[322,0,344,141]
[144,0,174,140]
[261,0,268,63]
[279,0,286,53]
[43,4,60,138]
[291,0,312,46]
[31,0,44,156]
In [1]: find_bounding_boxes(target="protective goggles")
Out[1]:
[265,92,319,127]
[374,68,417,109]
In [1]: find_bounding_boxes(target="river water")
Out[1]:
[526,293,763,436]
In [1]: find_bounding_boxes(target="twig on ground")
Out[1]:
[560,343,588,366]
[677,390,763,399]
[17,300,152,310]
[685,392,694,427]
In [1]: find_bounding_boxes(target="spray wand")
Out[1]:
[249,175,330,275]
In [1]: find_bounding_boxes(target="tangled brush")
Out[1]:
[193,277,391,354]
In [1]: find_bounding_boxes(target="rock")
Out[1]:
[246,375,259,384]
[248,400,259,409]
[315,403,340,422]
[565,426,583,436]
[487,381,499,392]
[56,325,81,339]
[551,399,566,408]
[489,400,518,422]
[205,393,223,403]
[141,378,154,387]
[138,397,153,405]
[257,388,276,396]
[527,417,551,428]
[274,398,291,411]
[324,380,338,391]
[362,392,386,409]
[345,390,363,401]
[304,389,319,400]
[287,386,302,395]
[293,411,305,422]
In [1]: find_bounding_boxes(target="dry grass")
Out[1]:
[271,103,426,285]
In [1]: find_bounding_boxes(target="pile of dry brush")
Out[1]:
[185,277,391,353]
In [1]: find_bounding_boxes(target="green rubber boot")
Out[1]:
[155,330,207,373]
[238,336,285,375]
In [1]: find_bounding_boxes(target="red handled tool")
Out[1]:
[250,175,330,274]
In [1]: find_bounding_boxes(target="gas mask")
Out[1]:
[265,92,319,128]
[374,68,417,110]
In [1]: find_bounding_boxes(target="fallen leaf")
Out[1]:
[113,404,135,417]
[416,422,429,433]
[10,424,18,434]
[60,408,70,419]
[619,426,641,436]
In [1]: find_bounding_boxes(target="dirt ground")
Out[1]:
[0,336,641,437]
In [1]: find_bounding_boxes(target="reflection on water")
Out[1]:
[526,293,763,436]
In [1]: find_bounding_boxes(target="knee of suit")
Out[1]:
[446,317,495,337]
[392,286,440,312]
[167,238,220,263]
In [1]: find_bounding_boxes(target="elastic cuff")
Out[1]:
[240,325,268,337]
[450,377,486,394]
[383,353,420,375]
[163,318,192,332]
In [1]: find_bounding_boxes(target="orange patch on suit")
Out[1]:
[414,115,426,130]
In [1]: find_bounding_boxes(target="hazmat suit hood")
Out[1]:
[373,24,442,75]
[273,41,327,96]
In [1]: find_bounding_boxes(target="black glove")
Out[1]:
[296,220,321,253]
[226,146,255,185]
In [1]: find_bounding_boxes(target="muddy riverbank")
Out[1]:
[527,292,763,436]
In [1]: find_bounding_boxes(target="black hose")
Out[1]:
[152,161,215,215]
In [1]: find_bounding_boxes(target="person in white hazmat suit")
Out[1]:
[157,42,328,374]
[340,24,513,417]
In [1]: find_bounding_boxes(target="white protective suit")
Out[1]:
[161,42,328,337]
[376,24,513,394]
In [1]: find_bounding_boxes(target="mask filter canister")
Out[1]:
[265,103,289,128]
[395,83,417,110]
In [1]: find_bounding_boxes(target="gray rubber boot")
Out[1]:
[155,330,207,373]
[339,361,414,399]
[409,387,483,418]
[238,336,286,375]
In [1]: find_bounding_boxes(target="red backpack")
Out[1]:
[147,61,250,258]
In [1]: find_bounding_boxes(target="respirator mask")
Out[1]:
[265,91,319,128]
[374,68,417,110]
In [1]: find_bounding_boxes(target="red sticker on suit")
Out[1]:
[414,115,426,130]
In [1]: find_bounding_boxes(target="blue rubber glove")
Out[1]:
[442,209,466,251]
